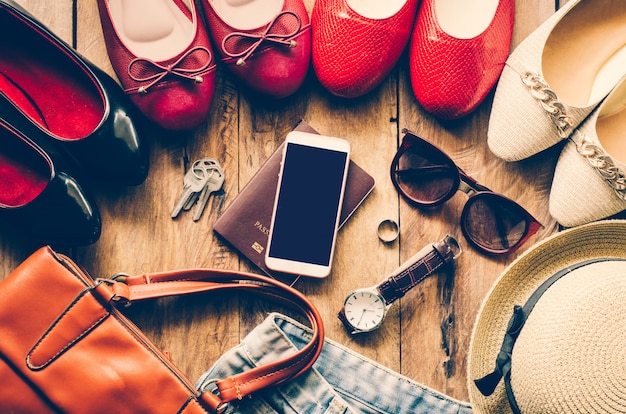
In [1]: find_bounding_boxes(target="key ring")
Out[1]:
[192,158,221,180]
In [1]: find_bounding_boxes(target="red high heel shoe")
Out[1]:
[97,0,217,131]
[200,0,311,99]
[409,0,514,120]
[0,0,149,186]
[312,0,419,98]
[0,119,101,246]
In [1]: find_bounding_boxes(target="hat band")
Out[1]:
[472,257,625,413]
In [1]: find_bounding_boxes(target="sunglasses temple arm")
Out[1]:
[523,218,544,239]
[395,165,451,178]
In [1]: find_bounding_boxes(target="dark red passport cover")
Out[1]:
[213,121,375,284]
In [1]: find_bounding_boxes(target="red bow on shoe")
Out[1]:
[222,11,303,66]
[126,46,213,94]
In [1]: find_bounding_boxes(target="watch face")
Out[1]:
[343,289,386,332]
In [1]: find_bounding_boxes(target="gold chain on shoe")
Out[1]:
[574,135,626,200]
[522,70,573,138]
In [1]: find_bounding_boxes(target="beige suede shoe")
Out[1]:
[488,0,626,161]
[549,75,626,227]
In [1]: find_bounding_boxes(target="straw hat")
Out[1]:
[467,220,626,413]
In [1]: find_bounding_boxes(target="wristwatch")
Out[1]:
[338,234,461,335]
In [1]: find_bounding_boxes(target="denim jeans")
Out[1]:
[196,313,472,414]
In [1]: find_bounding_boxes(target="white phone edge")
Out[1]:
[264,130,351,278]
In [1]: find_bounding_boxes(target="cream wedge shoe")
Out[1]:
[487,0,626,161]
[549,75,626,227]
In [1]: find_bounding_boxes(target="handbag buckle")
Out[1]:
[95,275,132,307]
[110,272,130,282]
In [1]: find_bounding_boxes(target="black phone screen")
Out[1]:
[268,142,349,266]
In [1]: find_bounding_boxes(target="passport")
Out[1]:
[213,121,376,285]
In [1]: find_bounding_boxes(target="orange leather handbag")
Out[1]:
[0,246,324,413]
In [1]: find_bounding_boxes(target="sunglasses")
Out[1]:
[390,130,542,255]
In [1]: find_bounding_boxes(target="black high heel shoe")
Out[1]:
[0,0,149,186]
[0,119,101,246]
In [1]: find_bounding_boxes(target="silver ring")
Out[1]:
[377,219,399,243]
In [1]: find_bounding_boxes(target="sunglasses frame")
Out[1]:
[390,130,543,255]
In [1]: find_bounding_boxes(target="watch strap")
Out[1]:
[337,306,359,335]
[377,235,459,305]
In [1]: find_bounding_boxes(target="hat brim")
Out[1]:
[467,219,626,413]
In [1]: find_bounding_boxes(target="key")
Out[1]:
[171,166,211,218]
[183,159,222,211]
[182,191,199,211]
[192,167,225,221]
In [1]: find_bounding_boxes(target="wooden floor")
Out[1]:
[2,0,566,405]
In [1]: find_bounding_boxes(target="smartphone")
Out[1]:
[265,131,351,278]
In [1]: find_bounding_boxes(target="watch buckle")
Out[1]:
[443,234,462,259]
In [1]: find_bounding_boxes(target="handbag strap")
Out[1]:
[107,269,324,413]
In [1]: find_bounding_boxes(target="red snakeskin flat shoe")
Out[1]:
[312,0,419,99]
[97,0,217,131]
[409,0,514,120]
[201,0,311,99]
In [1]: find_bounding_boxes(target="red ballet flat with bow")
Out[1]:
[201,0,311,99]
[96,0,217,131]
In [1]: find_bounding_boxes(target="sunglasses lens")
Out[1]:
[394,144,457,204]
[462,195,529,253]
